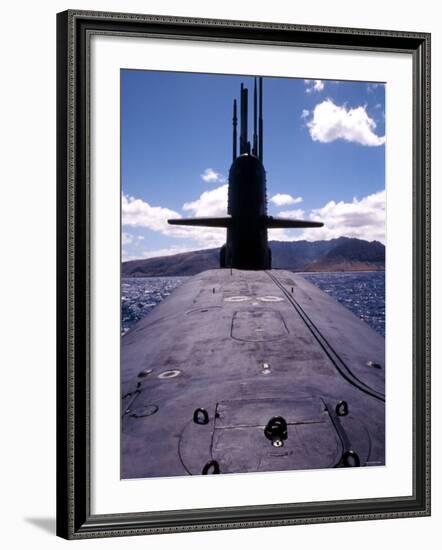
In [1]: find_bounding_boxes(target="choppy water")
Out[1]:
[121,277,188,335]
[121,272,385,337]
[302,272,385,337]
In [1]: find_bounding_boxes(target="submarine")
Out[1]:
[121,78,385,479]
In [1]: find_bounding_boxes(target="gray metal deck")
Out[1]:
[121,269,385,479]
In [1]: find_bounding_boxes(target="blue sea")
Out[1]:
[121,272,385,337]
[302,272,385,337]
[121,277,188,335]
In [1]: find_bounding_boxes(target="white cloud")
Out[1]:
[122,189,227,250]
[367,83,383,94]
[301,109,310,119]
[307,99,385,146]
[268,228,292,241]
[200,168,225,183]
[299,190,385,243]
[183,184,228,217]
[122,194,182,232]
[304,79,325,93]
[121,232,145,260]
[270,193,303,207]
[277,209,305,219]
[122,232,134,245]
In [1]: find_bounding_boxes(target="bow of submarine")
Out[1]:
[121,268,385,479]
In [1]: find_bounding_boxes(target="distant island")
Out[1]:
[122,237,385,277]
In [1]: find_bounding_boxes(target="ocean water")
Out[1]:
[121,272,385,337]
[121,277,188,335]
[302,271,385,337]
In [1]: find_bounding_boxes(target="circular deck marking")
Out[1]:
[258,296,284,302]
[158,369,181,379]
[224,296,250,302]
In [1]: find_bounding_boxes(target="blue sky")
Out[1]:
[121,70,385,261]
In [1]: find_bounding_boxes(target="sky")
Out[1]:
[121,70,385,261]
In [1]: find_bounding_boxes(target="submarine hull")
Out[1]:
[121,269,385,479]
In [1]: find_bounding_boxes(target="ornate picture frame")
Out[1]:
[56,10,430,539]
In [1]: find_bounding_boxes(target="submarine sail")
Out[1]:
[168,77,323,270]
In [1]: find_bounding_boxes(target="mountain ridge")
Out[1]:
[122,237,385,277]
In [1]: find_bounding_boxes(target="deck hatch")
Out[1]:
[211,397,342,473]
[231,310,288,341]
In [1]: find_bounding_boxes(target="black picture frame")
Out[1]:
[56,9,431,539]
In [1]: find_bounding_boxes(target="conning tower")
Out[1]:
[168,77,323,269]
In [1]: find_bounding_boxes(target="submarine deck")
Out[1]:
[121,269,385,478]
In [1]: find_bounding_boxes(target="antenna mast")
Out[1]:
[258,77,263,163]
[240,83,248,155]
[232,99,237,161]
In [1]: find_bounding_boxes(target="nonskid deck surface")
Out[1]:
[121,269,385,478]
